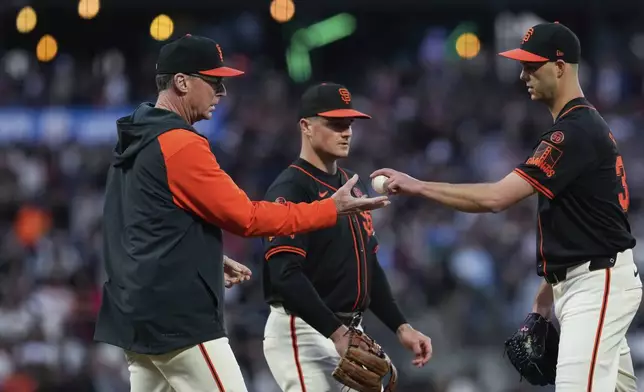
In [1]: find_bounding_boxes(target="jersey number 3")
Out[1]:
[616,155,630,212]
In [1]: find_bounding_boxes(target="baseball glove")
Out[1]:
[332,327,398,392]
[504,312,559,386]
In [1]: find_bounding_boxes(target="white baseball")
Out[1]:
[371,175,389,194]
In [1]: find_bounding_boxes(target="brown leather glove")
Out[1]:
[332,327,398,392]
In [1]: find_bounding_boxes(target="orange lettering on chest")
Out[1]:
[359,211,374,237]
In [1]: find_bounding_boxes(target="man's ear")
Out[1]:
[300,118,313,137]
[173,73,189,94]
[556,60,567,78]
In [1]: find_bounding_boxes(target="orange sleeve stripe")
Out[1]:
[265,246,307,260]
[158,129,338,237]
[513,168,554,199]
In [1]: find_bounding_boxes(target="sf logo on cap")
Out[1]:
[338,88,351,104]
[522,27,534,44]
[216,44,224,62]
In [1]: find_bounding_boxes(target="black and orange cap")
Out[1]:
[299,83,371,119]
[156,34,244,78]
[498,22,580,64]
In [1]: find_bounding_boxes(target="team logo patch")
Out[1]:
[525,141,563,178]
[550,131,565,144]
[353,187,363,197]
[270,196,294,241]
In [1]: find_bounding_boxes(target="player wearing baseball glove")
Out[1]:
[262,83,431,392]
[332,326,398,392]
[504,312,559,386]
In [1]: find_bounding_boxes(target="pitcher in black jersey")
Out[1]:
[372,23,641,391]
[261,83,432,391]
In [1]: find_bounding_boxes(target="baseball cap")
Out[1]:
[156,34,244,78]
[299,83,371,119]
[498,22,581,64]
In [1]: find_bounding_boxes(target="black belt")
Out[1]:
[277,305,363,328]
[543,255,616,284]
[334,311,363,328]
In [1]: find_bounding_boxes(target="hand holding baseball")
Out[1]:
[371,175,389,194]
[370,168,423,195]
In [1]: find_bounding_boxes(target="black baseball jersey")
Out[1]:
[513,97,635,277]
[261,158,408,337]
[263,158,378,311]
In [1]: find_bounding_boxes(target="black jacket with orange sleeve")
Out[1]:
[93,103,337,355]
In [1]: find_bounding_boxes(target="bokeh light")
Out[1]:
[36,34,58,62]
[16,6,37,34]
[270,0,295,23]
[150,14,174,41]
[78,0,100,20]
[455,32,481,59]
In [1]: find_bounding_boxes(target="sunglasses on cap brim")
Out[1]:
[190,74,226,95]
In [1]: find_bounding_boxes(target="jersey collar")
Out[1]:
[555,97,593,122]
[295,158,342,182]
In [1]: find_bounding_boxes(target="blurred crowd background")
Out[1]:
[1,0,644,391]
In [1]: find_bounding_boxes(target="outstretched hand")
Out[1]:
[370,168,423,196]
[331,174,390,215]
[223,256,252,288]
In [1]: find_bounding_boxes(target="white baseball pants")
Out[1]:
[125,337,248,392]
[553,248,641,392]
[263,305,362,392]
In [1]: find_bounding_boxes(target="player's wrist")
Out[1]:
[411,180,425,195]
[330,325,349,342]
[320,198,339,222]
[532,282,554,319]
[531,304,553,319]
[416,181,436,198]
[396,323,413,336]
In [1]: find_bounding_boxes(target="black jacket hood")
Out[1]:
[112,103,198,167]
